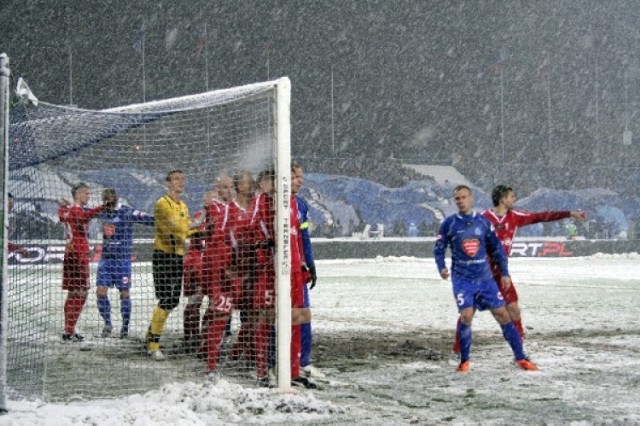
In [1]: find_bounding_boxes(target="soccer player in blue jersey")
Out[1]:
[433,185,538,372]
[96,188,154,338]
[291,163,324,379]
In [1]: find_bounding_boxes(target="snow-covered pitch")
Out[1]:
[2,254,639,424]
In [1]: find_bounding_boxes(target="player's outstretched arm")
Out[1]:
[571,210,587,221]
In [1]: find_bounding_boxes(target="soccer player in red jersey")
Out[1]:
[451,184,587,354]
[59,183,115,341]
[250,169,277,386]
[202,175,237,377]
[225,171,258,364]
[251,168,314,388]
[182,191,216,351]
[288,182,313,388]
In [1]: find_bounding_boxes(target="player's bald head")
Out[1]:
[215,174,234,202]
[215,174,232,189]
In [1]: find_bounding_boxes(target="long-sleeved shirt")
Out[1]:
[482,208,571,256]
[153,195,190,256]
[295,194,315,268]
[433,211,509,282]
[59,204,105,254]
[100,204,154,260]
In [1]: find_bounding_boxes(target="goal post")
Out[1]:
[5,74,292,401]
[274,78,292,389]
[0,52,11,414]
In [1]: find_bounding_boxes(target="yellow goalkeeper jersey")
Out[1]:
[153,195,191,256]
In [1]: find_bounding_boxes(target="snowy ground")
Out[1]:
[2,254,640,424]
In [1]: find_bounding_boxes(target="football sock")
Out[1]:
[205,318,227,371]
[291,324,301,379]
[120,296,131,331]
[64,294,87,335]
[452,317,462,353]
[501,321,526,360]
[458,322,472,362]
[300,321,312,367]
[255,322,272,379]
[267,326,276,369]
[183,302,201,340]
[513,318,525,338]
[97,295,112,326]
[149,306,169,338]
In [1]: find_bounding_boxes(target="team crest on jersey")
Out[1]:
[462,239,480,257]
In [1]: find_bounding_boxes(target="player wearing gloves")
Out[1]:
[145,170,192,360]
[433,185,538,372]
[291,163,324,379]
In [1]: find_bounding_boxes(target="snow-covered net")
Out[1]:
[5,78,290,401]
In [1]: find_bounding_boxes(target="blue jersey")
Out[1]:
[433,211,509,282]
[99,204,154,260]
[295,195,315,268]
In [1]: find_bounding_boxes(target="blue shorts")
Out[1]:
[96,258,132,290]
[452,277,505,312]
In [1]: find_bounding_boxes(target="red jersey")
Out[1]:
[482,208,571,257]
[203,200,229,250]
[227,199,254,269]
[250,192,275,266]
[289,196,306,308]
[187,209,206,253]
[249,193,304,269]
[289,195,304,273]
[184,209,206,297]
[59,204,104,254]
[202,199,232,298]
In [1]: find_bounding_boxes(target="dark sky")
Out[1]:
[2,1,640,192]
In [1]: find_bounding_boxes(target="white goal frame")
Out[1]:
[1,52,11,414]
[1,60,294,402]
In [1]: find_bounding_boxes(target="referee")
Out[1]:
[145,169,192,360]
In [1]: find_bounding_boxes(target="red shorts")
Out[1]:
[493,272,519,304]
[251,265,305,309]
[290,269,304,309]
[253,263,275,310]
[204,248,243,314]
[183,252,204,297]
[208,275,243,314]
[234,268,255,312]
[202,246,232,293]
[62,252,90,291]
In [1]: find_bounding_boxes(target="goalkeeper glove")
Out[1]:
[302,264,317,290]
[309,264,317,290]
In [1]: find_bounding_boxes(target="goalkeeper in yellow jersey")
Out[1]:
[145,169,192,360]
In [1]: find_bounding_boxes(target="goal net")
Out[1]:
[2,71,292,401]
